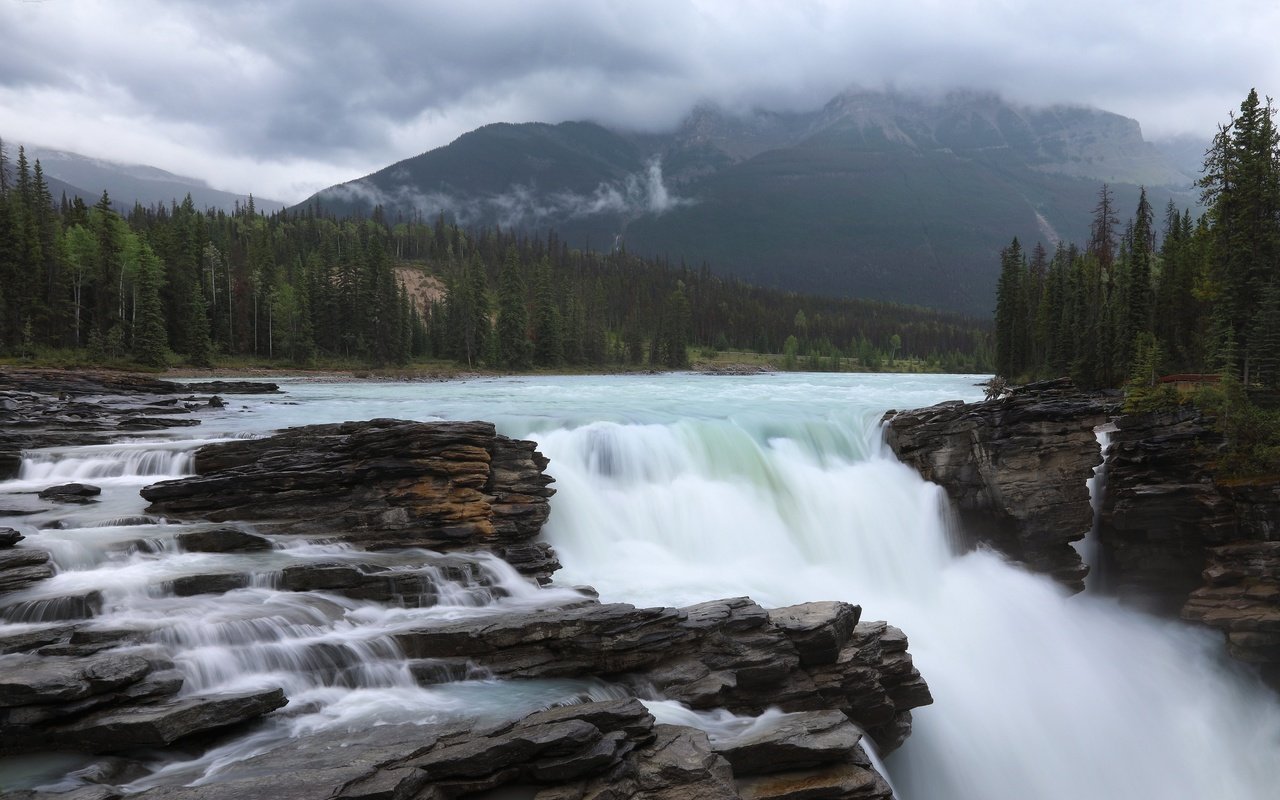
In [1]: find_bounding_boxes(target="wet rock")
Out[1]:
[277,555,497,605]
[885,378,1116,591]
[0,547,55,593]
[0,448,23,479]
[2,590,104,623]
[179,380,280,395]
[394,596,928,752]
[51,687,287,751]
[0,623,76,654]
[142,419,558,580]
[39,483,103,502]
[736,762,894,800]
[169,573,252,597]
[175,527,273,553]
[768,602,861,667]
[712,710,862,775]
[117,417,202,430]
[1099,407,1280,685]
[0,652,152,707]
[0,527,21,547]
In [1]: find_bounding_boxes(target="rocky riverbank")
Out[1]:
[886,379,1280,688]
[0,369,929,799]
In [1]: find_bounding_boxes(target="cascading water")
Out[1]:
[2,374,1277,799]
[0,434,615,792]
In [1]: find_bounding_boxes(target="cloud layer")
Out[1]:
[1,0,1276,203]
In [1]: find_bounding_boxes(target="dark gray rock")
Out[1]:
[0,547,54,593]
[0,652,151,707]
[886,378,1116,591]
[175,528,272,553]
[169,573,252,597]
[712,710,862,775]
[39,483,102,502]
[0,527,23,547]
[768,602,861,667]
[53,687,287,751]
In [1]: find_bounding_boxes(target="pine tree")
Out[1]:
[132,245,168,367]
[532,258,564,367]
[185,282,215,367]
[495,248,530,369]
[994,238,1026,378]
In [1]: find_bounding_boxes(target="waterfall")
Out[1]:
[535,411,1280,800]
[4,375,1278,799]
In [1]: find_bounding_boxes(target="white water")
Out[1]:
[2,374,1278,799]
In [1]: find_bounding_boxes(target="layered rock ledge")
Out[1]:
[884,378,1115,591]
[140,418,560,581]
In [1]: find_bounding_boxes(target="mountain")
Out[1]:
[299,89,1201,316]
[23,145,286,212]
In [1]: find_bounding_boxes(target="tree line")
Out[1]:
[994,88,1280,393]
[0,140,993,373]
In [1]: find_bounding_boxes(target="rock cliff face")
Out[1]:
[884,379,1114,591]
[886,380,1280,687]
[1100,408,1280,686]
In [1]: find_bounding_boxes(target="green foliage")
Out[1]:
[1193,376,1280,478]
[996,90,1280,392]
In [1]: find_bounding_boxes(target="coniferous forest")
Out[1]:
[993,89,1280,474]
[0,140,992,374]
[995,89,1280,392]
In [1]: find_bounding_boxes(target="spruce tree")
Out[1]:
[186,282,215,368]
[132,245,168,368]
[495,248,529,369]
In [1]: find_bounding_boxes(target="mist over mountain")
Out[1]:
[302,88,1200,316]
[21,145,287,212]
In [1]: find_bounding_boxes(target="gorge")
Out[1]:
[1,371,1278,799]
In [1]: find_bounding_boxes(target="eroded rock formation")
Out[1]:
[1101,407,1280,685]
[141,418,560,581]
[884,378,1115,590]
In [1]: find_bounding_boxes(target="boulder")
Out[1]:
[39,483,103,502]
[175,527,272,553]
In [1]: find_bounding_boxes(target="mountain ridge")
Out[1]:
[297,89,1203,316]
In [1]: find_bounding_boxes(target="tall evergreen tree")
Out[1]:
[495,248,529,369]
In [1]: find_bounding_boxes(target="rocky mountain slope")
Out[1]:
[300,88,1199,315]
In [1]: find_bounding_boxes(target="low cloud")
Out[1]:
[323,157,690,229]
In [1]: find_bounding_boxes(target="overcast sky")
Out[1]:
[1,0,1277,203]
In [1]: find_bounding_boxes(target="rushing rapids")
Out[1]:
[2,373,1279,799]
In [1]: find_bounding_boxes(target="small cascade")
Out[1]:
[18,444,194,483]
[1076,422,1118,591]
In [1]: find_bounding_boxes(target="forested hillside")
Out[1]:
[0,139,991,373]
[994,89,1279,390]
[993,90,1280,473]
[301,89,1197,316]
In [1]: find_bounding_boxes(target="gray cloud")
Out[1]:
[1,0,1276,203]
